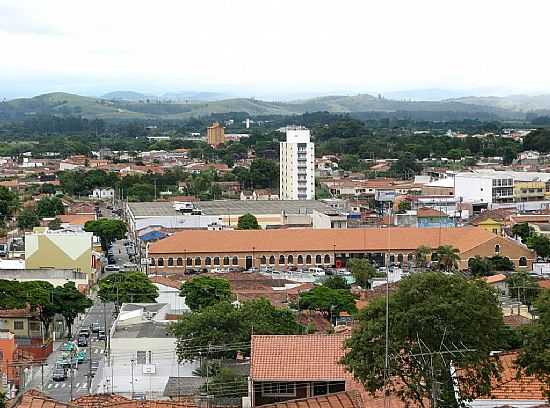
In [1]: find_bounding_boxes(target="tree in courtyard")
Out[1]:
[397,200,412,214]
[47,218,62,230]
[414,245,431,271]
[322,276,351,290]
[36,196,64,218]
[433,245,461,272]
[171,298,302,362]
[488,255,515,271]
[17,207,40,230]
[507,271,539,306]
[201,367,247,398]
[512,222,533,243]
[237,213,260,230]
[348,258,378,289]
[179,276,232,311]
[390,153,422,179]
[127,183,155,202]
[0,187,19,221]
[98,272,158,305]
[53,282,92,338]
[342,272,507,407]
[22,281,57,339]
[468,256,493,277]
[516,290,550,399]
[298,286,356,321]
[84,219,127,251]
[527,234,550,259]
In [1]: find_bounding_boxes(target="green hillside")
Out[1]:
[1,91,545,121]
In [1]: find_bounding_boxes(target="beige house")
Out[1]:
[25,230,96,283]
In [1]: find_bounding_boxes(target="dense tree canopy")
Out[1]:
[98,272,158,305]
[36,196,64,218]
[298,286,357,321]
[348,258,378,289]
[237,213,260,230]
[84,219,127,250]
[53,282,93,337]
[179,276,232,311]
[171,298,302,361]
[516,289,550,399]
[17,207,40,230]
[342,272,507,407]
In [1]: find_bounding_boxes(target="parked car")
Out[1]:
[123,262,138,271]
[79,328,90,338]
[77,336,88,347]
[107,256,116,265]
[105,264,120,272]
[52,367,66,381]
[92,323,101,333]
[98,329,106,340]
[211,267,223,273]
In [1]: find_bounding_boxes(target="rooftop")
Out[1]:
[259,391,363,408]
[128,200,333,218]
[251,334,350,381]
[112,321,172,338]
[149,227,501,255]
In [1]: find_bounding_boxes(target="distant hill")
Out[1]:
[101,91,155,101]
[2,91,547,121]
[161,91,228,102]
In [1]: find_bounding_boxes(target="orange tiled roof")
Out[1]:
[538,280,550,289]
[72,393,197,408]
[11,389,74,408]
[59,214,96,225]
[482,273,507,284]
[476,351,548,400]
[416,207,447,218]
[503,314,533,328]
[251,334,350,381]
[149,227,498,255]
[259,391,363,408]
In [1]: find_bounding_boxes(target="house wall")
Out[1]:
[455,176,493,204]
[460,236,534,270]
[25,232,94,278]
[253,381,345,406]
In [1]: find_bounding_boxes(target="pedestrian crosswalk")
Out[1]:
[47,382,87,390]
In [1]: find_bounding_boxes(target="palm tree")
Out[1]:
[435,245,461,273]
[415,245,431,271]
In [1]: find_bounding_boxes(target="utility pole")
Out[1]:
[130,359,135,399]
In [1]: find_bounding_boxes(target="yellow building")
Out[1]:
[475,218,503,236]
[207,122,225,146]
[513,181,546,202]
[25,230,96,282]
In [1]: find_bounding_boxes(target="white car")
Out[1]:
[105,264,120,272]
[123,262,138,271]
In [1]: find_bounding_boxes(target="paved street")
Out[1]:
[26,204,129,401]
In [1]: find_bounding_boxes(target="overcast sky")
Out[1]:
[1,0,549,99]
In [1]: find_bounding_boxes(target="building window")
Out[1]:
[324,254,330,264]
[397,254,403,263]
[194,257,201,266]
[288,255,294,264]
[223,256,230,266]
[269,256,275,265]
[187,257,193,266]
[279,255,285,264]
[260,256,267,265]
[232,256,239,265]
[214,257,220,265]
[389,255,395,264]
[168,257,174,267]
[157,258,164,267]
[176,257,183,266]
[297,255,303,264]
[315,255,322,264]
[150,258,156,266]
[205,257,212,266]
[262,382,296,397]
[519,257,527,267]
[14,321,24,330]
[306,255,312,264]
[495,244,500,254]
[407,253,413,261]
[29,322,41,331]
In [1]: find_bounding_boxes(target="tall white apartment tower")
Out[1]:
[280,126,315,200]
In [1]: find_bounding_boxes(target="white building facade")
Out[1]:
[279,126,315,200]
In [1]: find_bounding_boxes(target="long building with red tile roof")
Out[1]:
[147,227,534,272]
